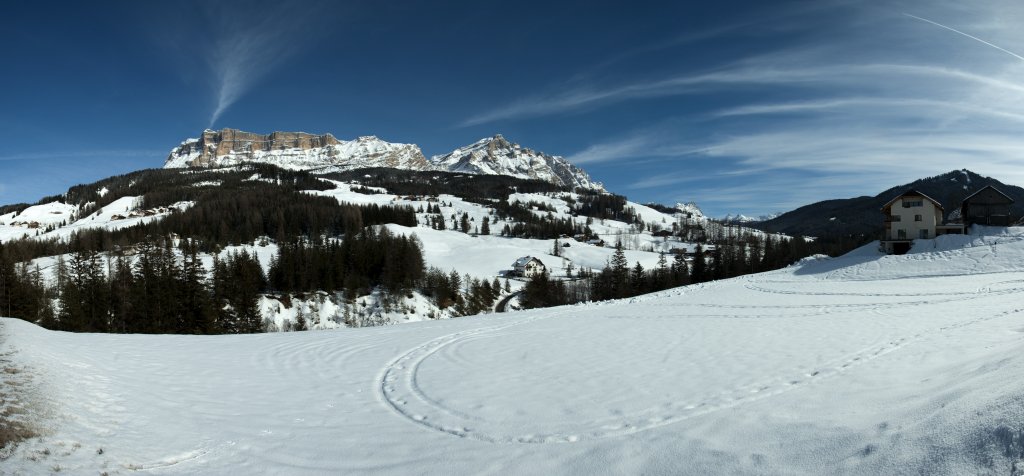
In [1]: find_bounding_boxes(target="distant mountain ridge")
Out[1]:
[429,134,603,191]
[165,128,603,191]
[759,169,1024,237]
[722,212,781,224]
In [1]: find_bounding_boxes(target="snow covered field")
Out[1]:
[3,227,1024,474]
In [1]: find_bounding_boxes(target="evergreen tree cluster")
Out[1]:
[50,238,266,334]
[573,193,643,224]
[0,242,52,322]
[523,232,867,308]
[491,201,583,239]
[323,168,562,200]
[587,243,690,302]
[268,228,425,296]
[419,267,464,310]
[2,188,417,263]
[36,164,332,215]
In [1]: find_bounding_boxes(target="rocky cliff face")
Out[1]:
[164,128,432,171]
[165,129,603,191]
[430,135,604,191]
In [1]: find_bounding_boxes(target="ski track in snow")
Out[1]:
[8,228,1024,474]
[377,312,565,443]
[376,267,1024,445]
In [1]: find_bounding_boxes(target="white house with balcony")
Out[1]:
[881,189,944,254]
[512,256,546,278]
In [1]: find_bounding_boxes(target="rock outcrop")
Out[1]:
[164,128,432,171]
[430,135,603,191]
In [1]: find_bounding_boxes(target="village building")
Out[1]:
[512,256,546,278]
[961,185,1014,226]
[881,185,1017,254]
[881,190,943,254]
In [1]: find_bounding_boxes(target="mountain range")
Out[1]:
[165,128,603,191]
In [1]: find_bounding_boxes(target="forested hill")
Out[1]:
[1,161,846,335]
[757,170,1024,238]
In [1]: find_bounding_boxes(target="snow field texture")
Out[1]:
[2,227,1024,474]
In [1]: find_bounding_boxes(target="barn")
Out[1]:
[961,185,1014,226]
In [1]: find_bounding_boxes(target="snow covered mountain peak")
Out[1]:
[164,129,605,191]
[430,135,604,191]
[721,212,781,223]
[163,128,432,171]
[675,201,705,218]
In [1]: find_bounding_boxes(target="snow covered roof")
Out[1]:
[513,256,543,268]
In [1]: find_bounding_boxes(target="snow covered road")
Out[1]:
[4,228,1024,474]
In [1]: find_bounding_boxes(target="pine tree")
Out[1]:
[109,254,134,333]
[631,261,646,294]
[656,252,669,288]
[691,244,707,283]
[610,241,629,297]
[180,241,214,334]
[672,252,689,286]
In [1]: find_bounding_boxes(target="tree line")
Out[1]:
[521,233,867,308]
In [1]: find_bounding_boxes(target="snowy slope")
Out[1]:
[383,224,665,278]
[0,198,191,244]
[0,202,78,241]
[4,227,1024,474]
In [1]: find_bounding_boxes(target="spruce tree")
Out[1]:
[631,262,646,294]
[610,241,629,297]
[691,244,706,283]
[672,252,689,286]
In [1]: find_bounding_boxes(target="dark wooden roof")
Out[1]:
[962,185,1014,204]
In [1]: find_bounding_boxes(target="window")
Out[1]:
[914,214,922,221]
[919,229,929,239]
[902,199,923,208]
[897,229,906,239]
[890,215,901,222]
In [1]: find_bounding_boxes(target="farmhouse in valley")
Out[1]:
[961,185,1014,226]
[881,190,944,254]
[882,185,1016,254]
[512,256,546,278]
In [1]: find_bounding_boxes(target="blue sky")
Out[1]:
[3,1,1024,217]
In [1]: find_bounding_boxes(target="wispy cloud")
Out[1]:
[459,64,812,127]
[567,133,705,164]
[903,13,1024,62]
[462,58,1024,127]
[714,96,1024,123]
[461,1,1024,216]
[180,2,333,128]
